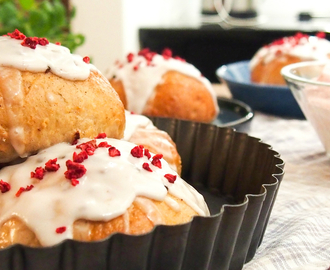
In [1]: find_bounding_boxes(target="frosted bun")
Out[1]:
[250,32,330,85]
[0,137,209,248]
[0,30,125,163]
[107,48,219,122]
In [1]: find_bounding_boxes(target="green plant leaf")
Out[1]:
[18,0,35,10]
[52,0,67,27]
[39,1,54,15]
[0,2,22,34]
[28,9,50,36]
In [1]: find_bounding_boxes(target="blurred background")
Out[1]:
[71,0,330,82]
[3,0,330,82]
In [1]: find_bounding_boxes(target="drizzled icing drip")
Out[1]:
[107,49,218,114]
[250,33,330,70]
[123,111,155,141]
[0,138,209,246]
[0,35,95,80]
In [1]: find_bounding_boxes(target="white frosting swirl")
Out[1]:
[0,35,95,80]
[107,52,218,114]
[0,138,209,246]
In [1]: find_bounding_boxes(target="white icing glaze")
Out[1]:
[123,111,156,141]
[122,211,130,234]
[0,138,209,246]
[134,196,164,225]
[107,52,219,114]
[0,35,96,80]
[164,196,180,212]
[250,35,330,70]
[0,66,26,157]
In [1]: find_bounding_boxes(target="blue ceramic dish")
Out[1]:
[216,60,304,119]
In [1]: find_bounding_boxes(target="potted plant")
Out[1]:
[0,0,84,52]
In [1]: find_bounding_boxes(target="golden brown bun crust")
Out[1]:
[0,68,125,163]
[0,195,197,248]
[109,78,127,108]
[110,70,217,123]
[250,55,302,85]
[128,127,182,174]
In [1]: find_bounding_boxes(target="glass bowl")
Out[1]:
[281,61,330,156]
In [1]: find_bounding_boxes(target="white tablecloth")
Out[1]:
[243,112,330,270]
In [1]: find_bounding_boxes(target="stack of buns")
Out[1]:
[0,30,209,248]
[250,32,330,85]
[107,48,219,123]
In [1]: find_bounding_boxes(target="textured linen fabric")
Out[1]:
[243,113,330,270]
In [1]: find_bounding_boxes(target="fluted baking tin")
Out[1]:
[0,118,284,270]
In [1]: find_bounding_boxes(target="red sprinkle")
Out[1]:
[73,151,88,163]
[164,174,177,183]
[269,32,310,48]
[138,48,150,57]
[98,141,111,148]
[138,48,156,61]
[55,42,61,46]
[31,167,46,180]
[144,148,151,159]
[127,53,134,63]
[21,37,38,49]
[70,179,79,186]
[45,158,60,172]
[0,180,11,193]
[38,37,49,46]
[15,185,34,197]
[15,187,25,197]
[133,62,140,71]
[131,145,144,158]
[26,185,34,191]
[162,48,172,59]
[151,154,163,169]
[76,140,98,156]
[142,163,152,172]
[108,146,121,157]
[316,32,326,39]
[95,133,107,139]
[64,160,87,180]
[7,30,49,49]
[7,29,26,40]
[83,56,90,64]
[56,226,66,234]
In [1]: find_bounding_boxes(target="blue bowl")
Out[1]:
[216,60,304,119]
